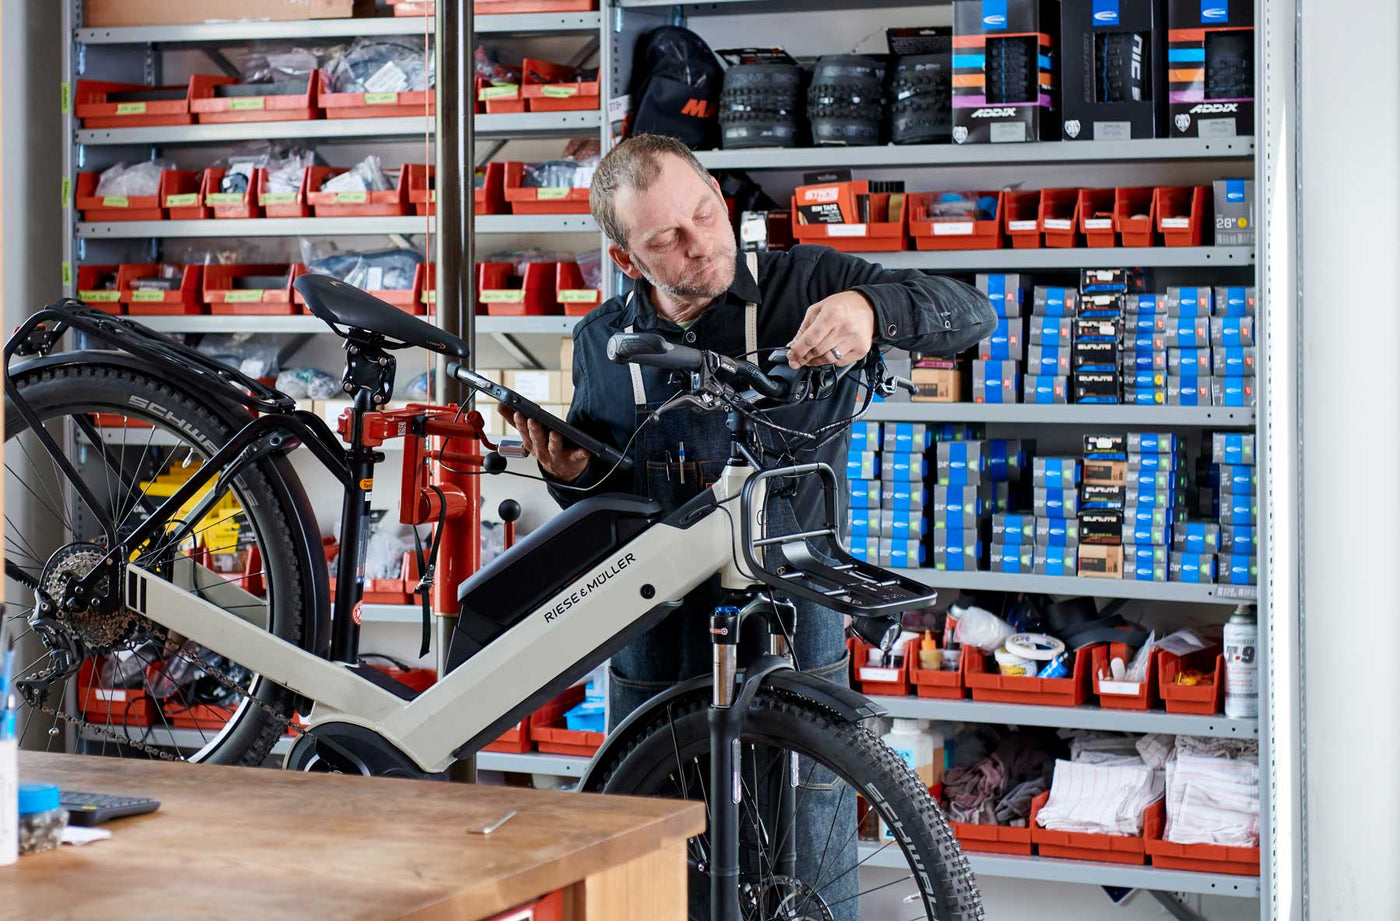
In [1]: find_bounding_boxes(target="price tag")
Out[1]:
[537,187,570,200]
[1043,219,1073,231]
[827,224,867,237]
[60,177,71,210]
[540,85,580,98]
[1083,218,1113,230]
[365,92,400,105]
[932,222,973,236]
[115,102,148,115]
[480,290,526,304]
[78,290,121,303]
[262,192,297,204]
[558,289,598,303]
[1007,220,1038,231]
[60,82,70,115]
[101,196,130,208]
[166,193,199,207]
[229,97,266,111]
[478,84,519,100]
[131,290,167,302]
[335,191,369,203]
[223,290,265,303]
[1160,217,1190,229]
[206,193,245,205]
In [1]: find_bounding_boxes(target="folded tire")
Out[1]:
[719,63,804,149]
[890,54,950,145]
[806,55,884,146]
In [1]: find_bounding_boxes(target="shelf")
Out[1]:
[478,316,581,335]
[77,111,603,146]
[869,696,1257,738]
[697,137,1254,171]
[118,314,583,335]
[866,402,1256,428]
[77,214,596,238]
[894,569,1257,604]
[858,845,1259,898]
[77,12,602,43]
[869,247,1253,271]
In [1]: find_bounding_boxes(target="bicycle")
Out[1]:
[2,274,980,921]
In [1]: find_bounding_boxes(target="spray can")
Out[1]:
[1223,605,1259,719]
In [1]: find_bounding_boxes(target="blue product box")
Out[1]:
[978,273,1026,318]
[1032,457,1081,489]
[1168,377,1211,406]
[973,360,1020,404]
[1220,523,1257,554]
[1128,432,1178,454]
[1124,369,1167,390]
[848,536,878,562]
[933,540,981,572]
[979,317,1025,361]
[882,539,926,568]
[1173,521,1221,553]
[1131,468,1187,491]
[885,452,929,482]
[993,513,1036,544]
[1125,314,1167,335]
[1024,374,1069,403]
[1211,376,1255,407]
[1033,487,1080,518]
[849,421,881,453]
[849,478,881,509]
[1170,551,1217,584]
[986,438,1027,483]
[990,542,1034,573]
[1211,317,1255,347]
[565,700,606,733]
[1127,451,1181,473]
[1213,346,1256,377]
[1033,545,1078,576]
[1212,432,1256,466]
[1167,286,1213,316]
[847,452,879,480]
[1029,316,1072,347]
[1026,345,1071,375]
[882,422,931,454]
[937,441,986,485]
[1215,491,1257,525]
[882,482,927,511]
[1125,293,1165,315]
[1036,517,1080,546]
[1033,285,1078,317]
[1219,553,1258,585]
[1213,286,1256,318]
[1165,316,1209,348]
[1125,485,1177,509]
[1124,546,1168,581]
[1122,521,1170,545]
[1169,347,1211,377]
[932,423,985,442]
[933,485,984,527]
[1120,349,1167,372]
[1212,463,1257,492]
[1123,388,1166,406]
[1124,331,1166,351]
[848,508,882,539]
[1127,505,1173,530]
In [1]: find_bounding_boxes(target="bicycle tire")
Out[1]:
[585,688,982,921]
[3,361,310,766]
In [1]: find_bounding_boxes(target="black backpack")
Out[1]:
[627,26,724,150]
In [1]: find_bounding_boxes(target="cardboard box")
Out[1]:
[1084,433,1127,457]
[849,479,881,509]
[1029,316,1074,347]
[1078,543,1123,578]
[1073,339,1119,372]
[1120,349,1167,372]
[1125,485,1179,509]
[911,362,966,402]
[1213,178,1255,246]
[1123,313,1167,336]
[977,274,1028,317]
[1122,386,1166,406]
[1036,516,1080,546]
[882,423,932,454]
[849,421,881,453]
[1169,551,1217,583]
[1166,0,1255,139]
[880,539,927,569]
[993,513,1037,544]
[1213,285,1257,317]
[1079,510,1124,544]
[1034,487,1080,519]
[1127,504,1173,529]
[1213,345,1256,377]
[1127,450,1182,472]
[1163,316,1210,348]
[1026,344,1071,375]
[1124,545,1168,581]
[972,360,1021,404]
[1212,376,1256,407]
[1073,371,1120,403]
[931,531,982,571]
[979,317,1027,360]
[849,508,929,540]
[1167,376,1212,405]
[1080,268,1150,295]
[933,485,985,523]
[1219,523,1257,554]
[1084,458,1127,486]
[1128,432,1178,453]
[1167,347,1211,376]
[560,336,575,371]
[1166,286,1214,316]
[1033,285,1079,317]
[990,541,1035,573]
[1124,293,1166,315]
[504,370,563,404]
[83,0,367,26]
[1123,521,1171,546]
[1033,457,1081,489]
[1213,463,1257,492]
[936,441,985,486]
[1218,552,1257,585]
[1215,491,1257,525]
[1211,316,1255,347]
[1131,468,1188,491]
[1024,374,1069,403]
[1060,0,1169,140]
[1075,317,1121,341]
[885,452,929,482]
[952,0,1060,144]
[1033,545,1079,576]
[1082,484,1125,510]
[1080,293,1125,318]
[882,482,928,511]
[1173,521,1221,553]
[1212,432,1256,466]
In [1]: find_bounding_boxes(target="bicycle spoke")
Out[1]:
[113,424,160,532]
[822,872,916,911]
[10,434,74,530]
[5,462,75,534]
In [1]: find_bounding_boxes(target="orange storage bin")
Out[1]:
[74,170,166,221]
[202,167,262,219]
[476,161,508,216]
[1003,189,1043,249]
[1078,188,1118,247]
[388,0,433,13]
[1155,185,1209,247]
[76,264,125,314]
[1030,791,1149,865]
[259,165,327,219]
[189,73,318,124]
[204,263,300,315]
[1091,641,1160,711]
[1038,188,1082,248]
[77,659,153,727]
[477,76,526,114]
[478,261,559,316]
[792,193,909,253]
[852,636,917,697]
[478,0,597,11]
[119,263,204,316]
[421,263,437,315]
[405,164,435,216]
[370,662,437,694]
[908,190,1003,251]
[74,78,219,128]
[504,161,590,214]
[530,684,603,757]
[1143,800,1259,876]
[1159,648,1224,715]
[483,718,533,753]
[909,637,966,700]
[964,643,1096,707]
[164,702,236,732]
[1114,186,1158,246]
[322,70,435,120]
[521,58,600,112]
[162,169,209,219]
[951,821,1033,856]
[306,166,411,217]
[556,261,601,315]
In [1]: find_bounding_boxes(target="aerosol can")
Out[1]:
[1223,605,1258,719]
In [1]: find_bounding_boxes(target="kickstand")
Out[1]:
[1149,891,1212,921]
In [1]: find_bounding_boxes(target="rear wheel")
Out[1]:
[3,362,312,765]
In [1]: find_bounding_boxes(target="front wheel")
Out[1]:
[584,689,982,921]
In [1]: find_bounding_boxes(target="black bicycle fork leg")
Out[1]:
[709,606,742,921]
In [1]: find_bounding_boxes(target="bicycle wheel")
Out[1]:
[3,361,312,765]
[585,689,982,921]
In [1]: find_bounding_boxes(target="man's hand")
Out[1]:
[496,405,590,482]
[787,291,876,368]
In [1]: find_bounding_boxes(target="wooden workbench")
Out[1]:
[1,751,704,921]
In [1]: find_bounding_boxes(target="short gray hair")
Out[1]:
[589,134,714,249]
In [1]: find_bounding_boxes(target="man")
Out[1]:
[500,133,994,914]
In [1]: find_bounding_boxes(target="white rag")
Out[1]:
[1163,747,1260,847]
[1035,758,1164,836]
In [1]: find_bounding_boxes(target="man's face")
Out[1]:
[611,154,737,301]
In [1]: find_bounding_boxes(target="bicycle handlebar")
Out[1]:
[607,332,788,401]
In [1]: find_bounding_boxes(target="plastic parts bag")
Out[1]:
[325,38,434,94]
[275,368,339,400]
[364,526,416,580]
[264,148,316,195]
[301,239,424,291]
[95,160,171,197]
[522,160,595,190]
[320,155,392,193]
[952,604,1015,653]
[574,248,603,290]
[405,372,431,401]
[196,335,281,380]
[475,45,520,85]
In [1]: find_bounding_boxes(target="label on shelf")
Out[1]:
[429,191,436,203]
[536,187,571,200]
[60,81,70,115]
[607,93,631,121]
[423,289,437,304]
[223,290,266,303]
[229,97,267,111]
[130,290,167,302]
[558,289,599,303]
[1161,217,1191,229]
[101,196,130,208]
[1084,218,1114,230]
[335,191,369,203]
[115,102,147,115]
[479,84,519,100]
[480,289,526,303]
[166,193,200,207]
[77,290,121,303]
[1043,219,1073,230]
[1007,220,1038,231]
[60,176,71,209]
[206,193,245,205]
[541,85,580,98]
[93,688,121,702]
[828,223,868,237]
[365,92,400,105]
[933,222,974,236]
[61,261,71,287]
[262,192,297,204]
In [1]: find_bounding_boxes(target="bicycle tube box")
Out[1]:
[189,73,319,123]
[1166,0,1254,138]
[951,0,1060,143]
[119,263,204,316]
[1030,791,1148,864]
[965,643,1095,706]
[1060,0,1169,141]
[977,273,1028,316]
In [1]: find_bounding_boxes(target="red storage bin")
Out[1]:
[203,167,262,219]
[1091,641,1160,711]
[74,78,220,128]
[530,684,603,756]
[1038,188,1082,248]
[478,261,559,316]
[120,263,204,316]
[306,166,411,217]
[296,262,422,315]
[322,70,435,120]
[1159,649,1225,715]
[259,166,326,219]
[1143,800,1260,876]
[851,636,917,697]
[478,0,597,11]
[162,169,209,220]
[909,638,966,700]
[76,264,124,314]
[475,161,508,216]
[504,161,590,214]
[964,643,1096,707]
[189,73,318,124]
[477,76,526,114]
[164,702,236,732]
[77,659,153,727]
[421,263,437,315]
[951,821,1033,856]
[74,170,166,221]
[521,58,600,112]
[370,662,437,694]
[556,261,601,315]
[204,263,300,315]
[1003,189,1043,249]
[1155,185,1209,247]
[1030,791,1149,865]
[793,193,909,253]
[405,164,435,216]
[908,190,1003,251]
[1115,186,1158,246]
[388,0,434,12]
[483,718,533,753]
[1078,188,1118,247]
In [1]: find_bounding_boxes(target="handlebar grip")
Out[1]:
[607,332,705,372]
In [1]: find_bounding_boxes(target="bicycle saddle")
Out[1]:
[294,274,470,359]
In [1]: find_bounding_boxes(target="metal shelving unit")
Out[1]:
[77,12,602,43]
[866,402,1256,427]
[76,214,597,239]
[895,569,1257,603]
[871,696,1258,738]
[872,246,1253,271]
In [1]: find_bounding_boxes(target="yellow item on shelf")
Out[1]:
[138,459,244,554]
[918,630,943,671]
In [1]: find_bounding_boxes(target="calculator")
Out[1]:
[60,792,161,826]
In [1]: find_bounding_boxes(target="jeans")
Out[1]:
[610,583,860,921]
